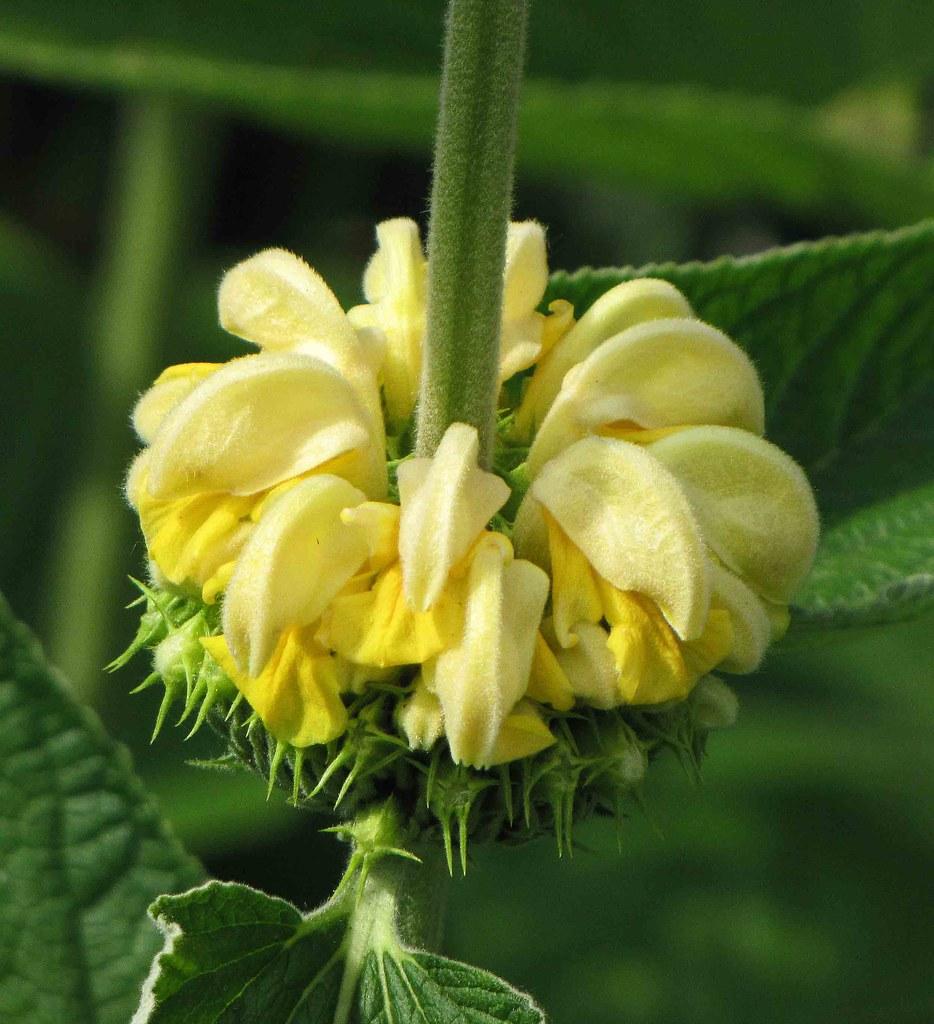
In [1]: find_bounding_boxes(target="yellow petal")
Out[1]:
[340,501,401,573]
[132,460,255,591]
[218,247,360,356]
[500,313,545,382]
[503,221,548,321]
[543,510,603,648]
[222,475,369,677]
[218,249,387,493]
[132,363,220,443]
[539,299,575,357]
[682,609,733,682]
[602,588,732,705]
[528,436,710,640]
[527,317,764,475]
[513,278,693,441]
[499,221,548,381]
[709,560,773,674]
[546,619,619,709]
[485,700,556,766]
[526,632,575,711]
[649,426,820,603]
[146,352,378,499]
[316,563,461,667]
[202,559,236,605]
[430,535,550,767]
[398,423,510,612]
[512,490,551,574]
[201,630,347,747]
[348,217,426,427]
[397,677,444,752]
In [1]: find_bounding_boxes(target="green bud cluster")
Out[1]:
[114,579,737,870]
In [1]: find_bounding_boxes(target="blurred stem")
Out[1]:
[416,0,529,465]
[47,98,203,700]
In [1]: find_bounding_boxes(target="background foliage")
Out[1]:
[0,3,931,1022]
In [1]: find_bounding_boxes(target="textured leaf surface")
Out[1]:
[138,880,544,1024]
[0,12,932,225]
[545,222,934,631]
[793,483,934,630]
[0,593,204,1024]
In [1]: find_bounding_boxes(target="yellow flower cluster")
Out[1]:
[126,220,818,769]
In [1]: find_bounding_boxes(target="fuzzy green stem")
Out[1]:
[416,0,530,465]
[46,98,204,699]
[365,845,451,951]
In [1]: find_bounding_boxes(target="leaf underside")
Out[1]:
[0,592,204,1024]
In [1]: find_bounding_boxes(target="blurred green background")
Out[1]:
[0,3,931,1022]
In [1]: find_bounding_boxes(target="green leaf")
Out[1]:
[0,592,204,1024]
[545,221,934,632]
[793,483,934,631]
[0,11,932,225]
[546,220,934,517]
[138,877,544,1023]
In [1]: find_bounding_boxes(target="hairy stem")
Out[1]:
[416,0,530,465]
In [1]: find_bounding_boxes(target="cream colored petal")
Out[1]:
[503,221,547,321]
[709,560,773,674]
[340,501,400,572]
[432,536,549,767]
[361,218,425,303]
[499,316,544,382]
[398,423,510,612]
[222,474,369,677]
[650,426,819,603]
[514,278,694,441]
[350,217,426,427]
[218,247,359,355]
[397,676,444,752]
[485,699,555,766]
[124,450,149,511]
[530,436,710,639]
[547,619,619,709]
[132,363,221,443]
[219,248,386,487]
[146,352,374,499]
[512,490,551,574]
[527,318,764,475]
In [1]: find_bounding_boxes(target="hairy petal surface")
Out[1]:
[429,535,550,767]
[348,217,426,427]
[132,362,220,443]
[527,317,764,474]
[222,475,369,676]
[202,629,347,747]
[514,278,693,440]
[650,426,819,603]
[398,423,510,612]
[523,436,710,640]
[499,221,548,381]
[146,352,377,499]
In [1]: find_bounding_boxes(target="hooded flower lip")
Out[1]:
[125,217,820,777]
[513,277,694,442]
[397,422,510,613]
[526,316,765,475]
[521,435,711,642]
